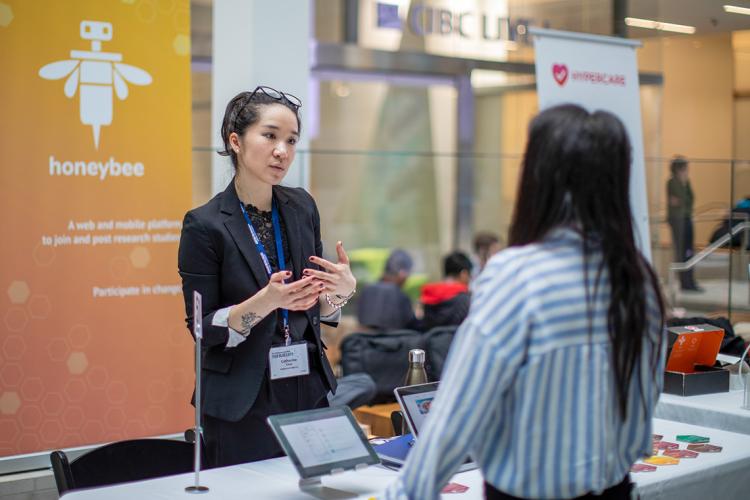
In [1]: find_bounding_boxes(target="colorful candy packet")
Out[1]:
[687,443,722,453]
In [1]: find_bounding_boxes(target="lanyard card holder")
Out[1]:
[269,340,310,380]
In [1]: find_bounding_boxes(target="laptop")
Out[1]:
[374,381,477,471]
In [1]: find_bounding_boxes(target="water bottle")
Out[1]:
[402,349,428,435]
[403,349,428,387]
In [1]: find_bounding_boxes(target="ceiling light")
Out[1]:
[724,5,750,15]
[624,17,696,34]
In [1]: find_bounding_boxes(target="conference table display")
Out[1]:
[655,353,750,434]
[62,418,750,499]
[663,325,729,396]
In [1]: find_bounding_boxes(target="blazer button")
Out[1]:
[313,317,319,325]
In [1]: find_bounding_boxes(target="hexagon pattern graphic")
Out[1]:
[32,242,56,266]
[19,406,43,430]
[64,378,88,403]
[145,406,165,428]
[40,420,63,445]
[68,324,91,349]
[86,366,109,390]
[4,307,29,332]
[106,408,126,429]
[6,280,30,303]
[0,3,14,27]
[27,294,52,319]
[47,338,70,362]
[41,393,65,416]
[67,352,89,374]
[106,381,128,405]
[3,335,26,360]
[16,434,41,452]
[0,363,23,387]
[136,0,157,23]
[172,34,189,56]
[109,256,132,280]
[82,421,105,443]
[147,380,168,403]
[0,420,20,446]
[62,407,85,430]
[158,0,176,12]
[20,378,44,402]
[0,392,21,415]
[129,246,151,268]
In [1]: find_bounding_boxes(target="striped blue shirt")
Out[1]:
[384,228,665,499]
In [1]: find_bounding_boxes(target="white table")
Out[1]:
[64,419,750,500]
[62,456,483,499]
[655,354,750,434]
[635,419,750,500]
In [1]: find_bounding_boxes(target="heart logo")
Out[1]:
[552,64,568,86]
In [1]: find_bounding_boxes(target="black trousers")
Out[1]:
[203,358,329,467]
[668,215,697,289]
[485,475,632,500]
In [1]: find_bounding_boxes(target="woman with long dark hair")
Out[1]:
[385,104,665,499]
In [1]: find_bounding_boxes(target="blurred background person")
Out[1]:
[357,249,420,331]
[473,231,502,274]
[419,251,472,331]
[667,155,702,292]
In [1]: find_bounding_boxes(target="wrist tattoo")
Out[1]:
[240,312,261,336]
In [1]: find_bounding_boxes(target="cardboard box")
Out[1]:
[663,324,729,396]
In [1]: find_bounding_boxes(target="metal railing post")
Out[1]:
[729,160,736,322]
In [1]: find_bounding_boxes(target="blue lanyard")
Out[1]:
[239,200,291,345]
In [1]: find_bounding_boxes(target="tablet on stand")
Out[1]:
[267,406,381,499]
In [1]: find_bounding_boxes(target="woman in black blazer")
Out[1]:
[178,87,356,467]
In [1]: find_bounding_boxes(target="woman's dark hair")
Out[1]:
[670,155,688,176]
[508,104,664,419]
[218,90,302,169]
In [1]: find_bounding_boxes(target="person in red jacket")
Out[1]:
[420,251,473,331]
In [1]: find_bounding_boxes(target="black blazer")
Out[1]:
[178,181,337,422]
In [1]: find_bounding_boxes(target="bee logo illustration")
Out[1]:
[39,20,152,149]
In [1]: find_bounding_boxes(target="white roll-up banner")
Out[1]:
[530,28,650,260]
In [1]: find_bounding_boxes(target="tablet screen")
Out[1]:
[280,415,369,468]
[268,406,380,478]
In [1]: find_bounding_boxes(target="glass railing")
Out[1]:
[191,147,750,320]
[647,158,750,321]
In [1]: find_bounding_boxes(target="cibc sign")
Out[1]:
[375,1,548,47]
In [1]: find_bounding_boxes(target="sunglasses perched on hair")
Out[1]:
[250,86,302,109]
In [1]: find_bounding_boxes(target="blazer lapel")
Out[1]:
[221,181,270,289]
[274,186,304,280]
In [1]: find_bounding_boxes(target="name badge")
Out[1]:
[269,341,310,380]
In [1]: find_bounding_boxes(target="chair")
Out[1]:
[340,329,425,404]
[50,438,198,495]
[390,410,404,436]
[424,326,459,381]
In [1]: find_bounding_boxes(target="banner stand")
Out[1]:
[529,27,651,261]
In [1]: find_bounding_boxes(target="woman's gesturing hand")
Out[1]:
[302,241,357,297]
[260,271,324,312]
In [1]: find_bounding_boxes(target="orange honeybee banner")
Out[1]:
[0,0,193,456]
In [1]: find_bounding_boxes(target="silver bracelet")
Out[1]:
[325,288,356,310]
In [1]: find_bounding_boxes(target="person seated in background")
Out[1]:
[420,251,472,331]
[473,231,502,273]
[357,249,420,331]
